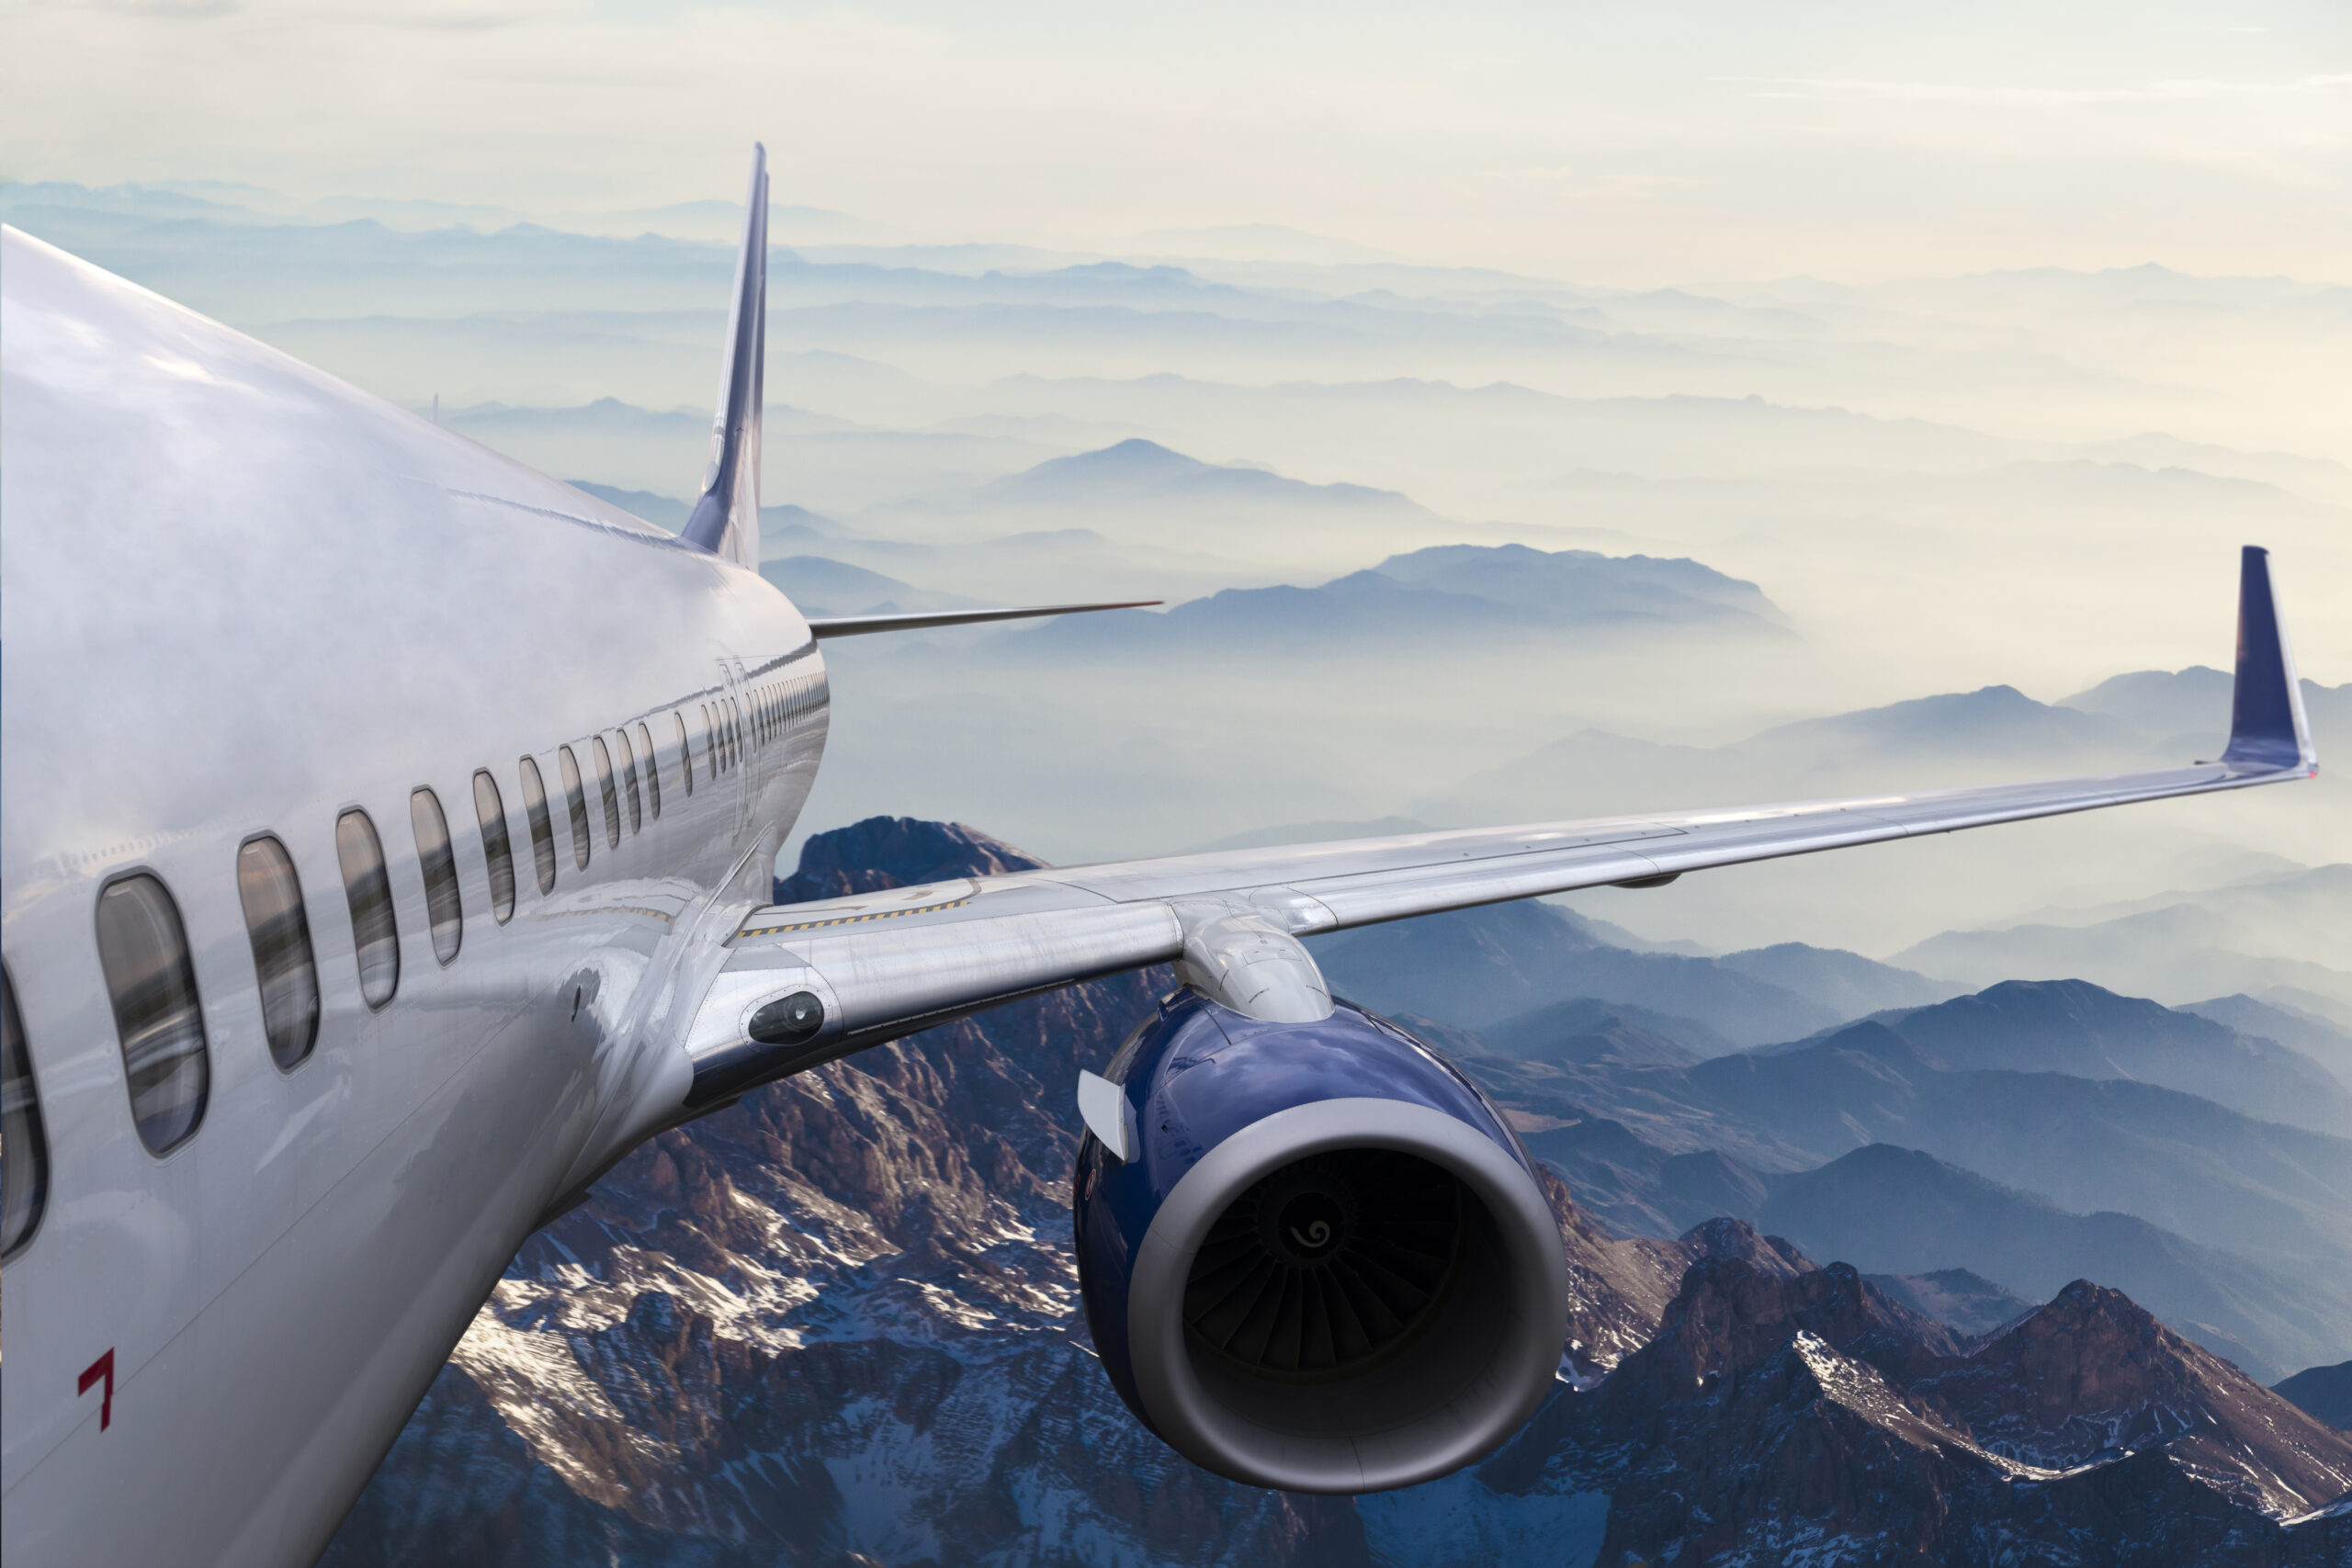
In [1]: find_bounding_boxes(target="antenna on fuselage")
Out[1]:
[679,144,768,572]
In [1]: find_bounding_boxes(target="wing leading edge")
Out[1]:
[681,546,2315,1107]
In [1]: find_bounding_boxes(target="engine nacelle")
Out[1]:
[1072,989,1569,1494]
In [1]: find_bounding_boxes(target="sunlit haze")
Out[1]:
[6,0,2349,281]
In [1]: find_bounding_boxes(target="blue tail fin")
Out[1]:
[2219,545,2316,772]
[680,145,768,570]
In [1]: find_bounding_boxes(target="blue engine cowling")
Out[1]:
[1072,988,1569,1494]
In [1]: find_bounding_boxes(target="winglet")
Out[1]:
[680,145,768,570]
[2219,545,2316,773]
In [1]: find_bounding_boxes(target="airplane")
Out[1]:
[0,146,2320,1567]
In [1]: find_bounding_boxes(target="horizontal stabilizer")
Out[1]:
[2219,545,2317,772]
[806,600,1160,639]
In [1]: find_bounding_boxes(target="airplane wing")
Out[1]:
[681,544,2317,1108]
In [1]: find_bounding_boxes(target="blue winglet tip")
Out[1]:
[2218,545,2314,773]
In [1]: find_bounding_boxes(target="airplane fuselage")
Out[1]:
[1,230,826,1566]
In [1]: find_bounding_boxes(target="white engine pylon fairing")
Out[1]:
[0,151,2317,1565]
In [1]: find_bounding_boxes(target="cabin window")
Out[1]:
[673,713,694,797]
[473,771,517,922]
[635,722,662,819]
[2,966,51,1258]
[236,835,321,1070]
[410,789,463,966]
[94,873,212,1153]
[701,705,718,780]
[727,698,742,768]
[518,757,558,894]
[558,746,592,869]
[615,728,643,833]
[335,811,401,1010]
[591,737,621,849]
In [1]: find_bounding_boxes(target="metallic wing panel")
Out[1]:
[681,546,2315,1106]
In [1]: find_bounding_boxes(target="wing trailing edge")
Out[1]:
[679,146,768,571]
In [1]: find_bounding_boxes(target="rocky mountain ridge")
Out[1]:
[320,818,2352,1566]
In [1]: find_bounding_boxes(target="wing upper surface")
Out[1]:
[680,547,2315,1107]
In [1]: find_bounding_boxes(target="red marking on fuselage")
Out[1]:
[79,1349,115,1431]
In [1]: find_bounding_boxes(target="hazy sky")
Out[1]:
[6,0,2346,282]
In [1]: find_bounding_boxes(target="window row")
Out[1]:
[0,694,816,1256]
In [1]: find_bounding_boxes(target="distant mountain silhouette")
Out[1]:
[1862,1268,2033,1337]
[2186,993,2352,1088]
[1467,1007,2352,1286]
[978,436,1430,515]
[1872,978,2352,1134]
[1526,1113,1769,1238]
[1684,1021,2352,1269]
[2274,1362,2352,1431]
[2063,664,2351,749]
[756,556,984,617]
[1421,681,2160,827]
[1897,865,2352,1015]
[1012,538,1788,656]
[1755,1144,2346,1382]
[1716,942,1962,1018]
[1748,682,2124,761]
[1368,541,1784,625]
[1307,897,1835,1045]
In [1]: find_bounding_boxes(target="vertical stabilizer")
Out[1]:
[680,146,768,570]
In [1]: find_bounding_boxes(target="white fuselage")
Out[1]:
[1,229,825,1567]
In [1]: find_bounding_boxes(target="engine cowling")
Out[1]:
[1072,988,1569,1494]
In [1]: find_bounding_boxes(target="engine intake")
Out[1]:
[1074,990,1568,1494]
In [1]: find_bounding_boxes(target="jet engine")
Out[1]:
[1071,989,1569,1494]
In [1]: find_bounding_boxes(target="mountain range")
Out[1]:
[1005,536,1789,658]
[1755,1145,2347,1384]
[322,818,2352,1566]
[1898,863,2352,1013]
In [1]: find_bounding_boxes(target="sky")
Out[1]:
[5,0,2348,284]
[4,0,2346,956]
